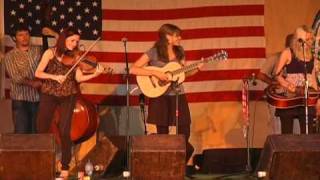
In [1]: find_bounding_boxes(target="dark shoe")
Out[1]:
[185,165,195,179]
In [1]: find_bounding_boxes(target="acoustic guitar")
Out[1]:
[265,84,319,108]
[136,50,228,98]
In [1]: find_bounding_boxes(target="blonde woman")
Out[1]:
[275,25,317,134]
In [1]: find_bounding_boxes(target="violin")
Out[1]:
[61,50,113,74]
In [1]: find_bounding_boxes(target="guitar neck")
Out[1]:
[172,61,202,76]
[170,50,227,75]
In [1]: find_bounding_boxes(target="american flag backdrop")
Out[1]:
[3,0,266,149]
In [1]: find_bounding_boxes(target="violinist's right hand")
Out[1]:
[53,75,66,84]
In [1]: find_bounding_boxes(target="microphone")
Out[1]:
[121,37,128,43]
[251,73,257,86]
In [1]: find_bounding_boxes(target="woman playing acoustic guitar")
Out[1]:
[35,27,104,178]
[130,24,204,167]
[275,25,318,134]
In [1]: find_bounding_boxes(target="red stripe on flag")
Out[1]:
[102,27,265,41]
[90,48,265,63]
[82,90,265,105]
[103,5,264,20]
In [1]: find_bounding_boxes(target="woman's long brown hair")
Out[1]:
[55,27,80,57]
[154,24,185,62]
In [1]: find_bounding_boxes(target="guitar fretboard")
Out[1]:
[172,61,202,75]
[170,50,227,75]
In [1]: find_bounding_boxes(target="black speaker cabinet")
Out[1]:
[130,135,186,180]
[256,134,320,180]
[0,134,55,180]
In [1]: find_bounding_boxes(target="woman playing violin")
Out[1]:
[35,27,104,178]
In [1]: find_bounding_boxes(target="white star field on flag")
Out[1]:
[5,0,102,40]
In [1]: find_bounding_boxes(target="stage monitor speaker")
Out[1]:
[0,134,55,180]
[102,136,127,177]
[256,134,320,180]
[70,136,119,175]
[131,134,186,180]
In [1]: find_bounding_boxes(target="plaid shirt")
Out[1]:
[4,45,41,102]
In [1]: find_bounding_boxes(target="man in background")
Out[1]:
[4,24,57,133]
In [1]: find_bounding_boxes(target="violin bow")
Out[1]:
[64,37,101,77]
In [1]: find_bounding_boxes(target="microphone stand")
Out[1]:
[171,80,180,135]
[243,78,252,173]
[243,74,257,173]
[302,41,309,134]
[139,94,147,135]
[244,73,257,173]
[217,77,254,179]
[122,38,131,178]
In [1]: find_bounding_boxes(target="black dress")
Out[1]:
[145,47,194,161]
[275,49,316,134]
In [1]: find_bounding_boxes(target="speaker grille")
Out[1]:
[256,134,320,180]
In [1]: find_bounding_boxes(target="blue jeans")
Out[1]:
[12,100,39,133]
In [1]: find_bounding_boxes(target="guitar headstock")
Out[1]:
[204,50,228,63]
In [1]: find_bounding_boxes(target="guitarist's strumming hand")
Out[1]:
[288,85,306,96]
[286,83,296,93]
[152,70,169,82]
